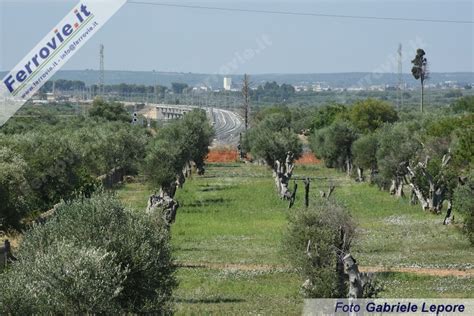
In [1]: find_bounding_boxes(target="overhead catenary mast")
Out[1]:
[242,74,250,130]
[99,44,105,96]
[398,43,403,109]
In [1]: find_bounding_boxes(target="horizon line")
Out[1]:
[1,69,473,75]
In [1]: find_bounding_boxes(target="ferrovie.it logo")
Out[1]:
[3,4,93,96]
[0,0,127,127]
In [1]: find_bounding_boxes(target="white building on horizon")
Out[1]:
[223,77,232,91]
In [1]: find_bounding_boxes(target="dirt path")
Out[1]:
[359,266,474,277]
[177,262,474,277]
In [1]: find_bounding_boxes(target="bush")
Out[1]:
[143,109,213,190]
[349,98,398,133]
[89,98,131,122]
[143,137,185,191]
[453,172,474,244]
[451,96,474,113]
[0,192,177,313]
[453,124,474,169]
[0,148,31,229]
[310,121,358,170]
[70,122,149,176]
[0,130,101,211]
[0,242,127,314]
[283,199,355,298]
[310,104,347,130]
[244,113,302,167]
[376,122,421,184]
[0,121,148,217]
[352,133,378,177]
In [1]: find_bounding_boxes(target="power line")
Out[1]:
[127,1,473,25]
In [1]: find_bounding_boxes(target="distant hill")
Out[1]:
[1,70,472,89]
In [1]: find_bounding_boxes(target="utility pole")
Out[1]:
[52,80,56,100]
[397,43,403,110]
[242,74,250,130]
[99,44,105,96]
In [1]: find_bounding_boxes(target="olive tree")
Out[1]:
[143,138,186,196]
[178,109,214,174]
[283,199,381,298]
[406,137,457,213]
[0,148,31,229]
[0,242,127,314]
[451,96,474,114]
[70,122,149,177]
[349,98,398,134]
[310,121,358,175]
[310,104,347,130]
[244,113,302,199]
[89,98,131,122]
[376,122,421,196]
[352,133,378,182]
[0,131,88,211]
[143,109,213,224]
[403,116,471,214]
[0,193,177,313]
[453,171,474,244]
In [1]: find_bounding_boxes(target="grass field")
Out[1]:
[116,162,473,314]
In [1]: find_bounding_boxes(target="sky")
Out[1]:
[0,0,472,74]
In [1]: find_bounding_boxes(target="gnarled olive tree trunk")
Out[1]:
[337,227,378,299]
[342,254,363,298]
[146,191,179,227]
[183,161,192,178]
[443,199,454,225]
[345,158,353,177]
[273,152,295,200]
[407,152,451,213]
[388,161,410,198]
[356,167,364,182]
[146,159,205,227]
[389,177,405,197]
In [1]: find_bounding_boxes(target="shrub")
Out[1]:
[453,172,474,244]
[376,122,421,185]
[0,121,148,218]
[244,113,303,167]
[451,95,474,113]
[0,131,97,211]
[143,138,185,191]
[310,121,358,170]
[352,133,378,179]
[143,109,213,191]
[349,98,398,133]
[0,148,31,229]
[310,104,347,130]
[0,192,177,313]
[89,98,131,122]
[283,199,355,298]
[0,242,127,314]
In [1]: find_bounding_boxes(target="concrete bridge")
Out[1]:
[154,105,192,120]
[138,103,245,146]
[133,103,196,121]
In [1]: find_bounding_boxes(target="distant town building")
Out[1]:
[223,77,232,91]
[192,86,209,92]
[312,82,330,92]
